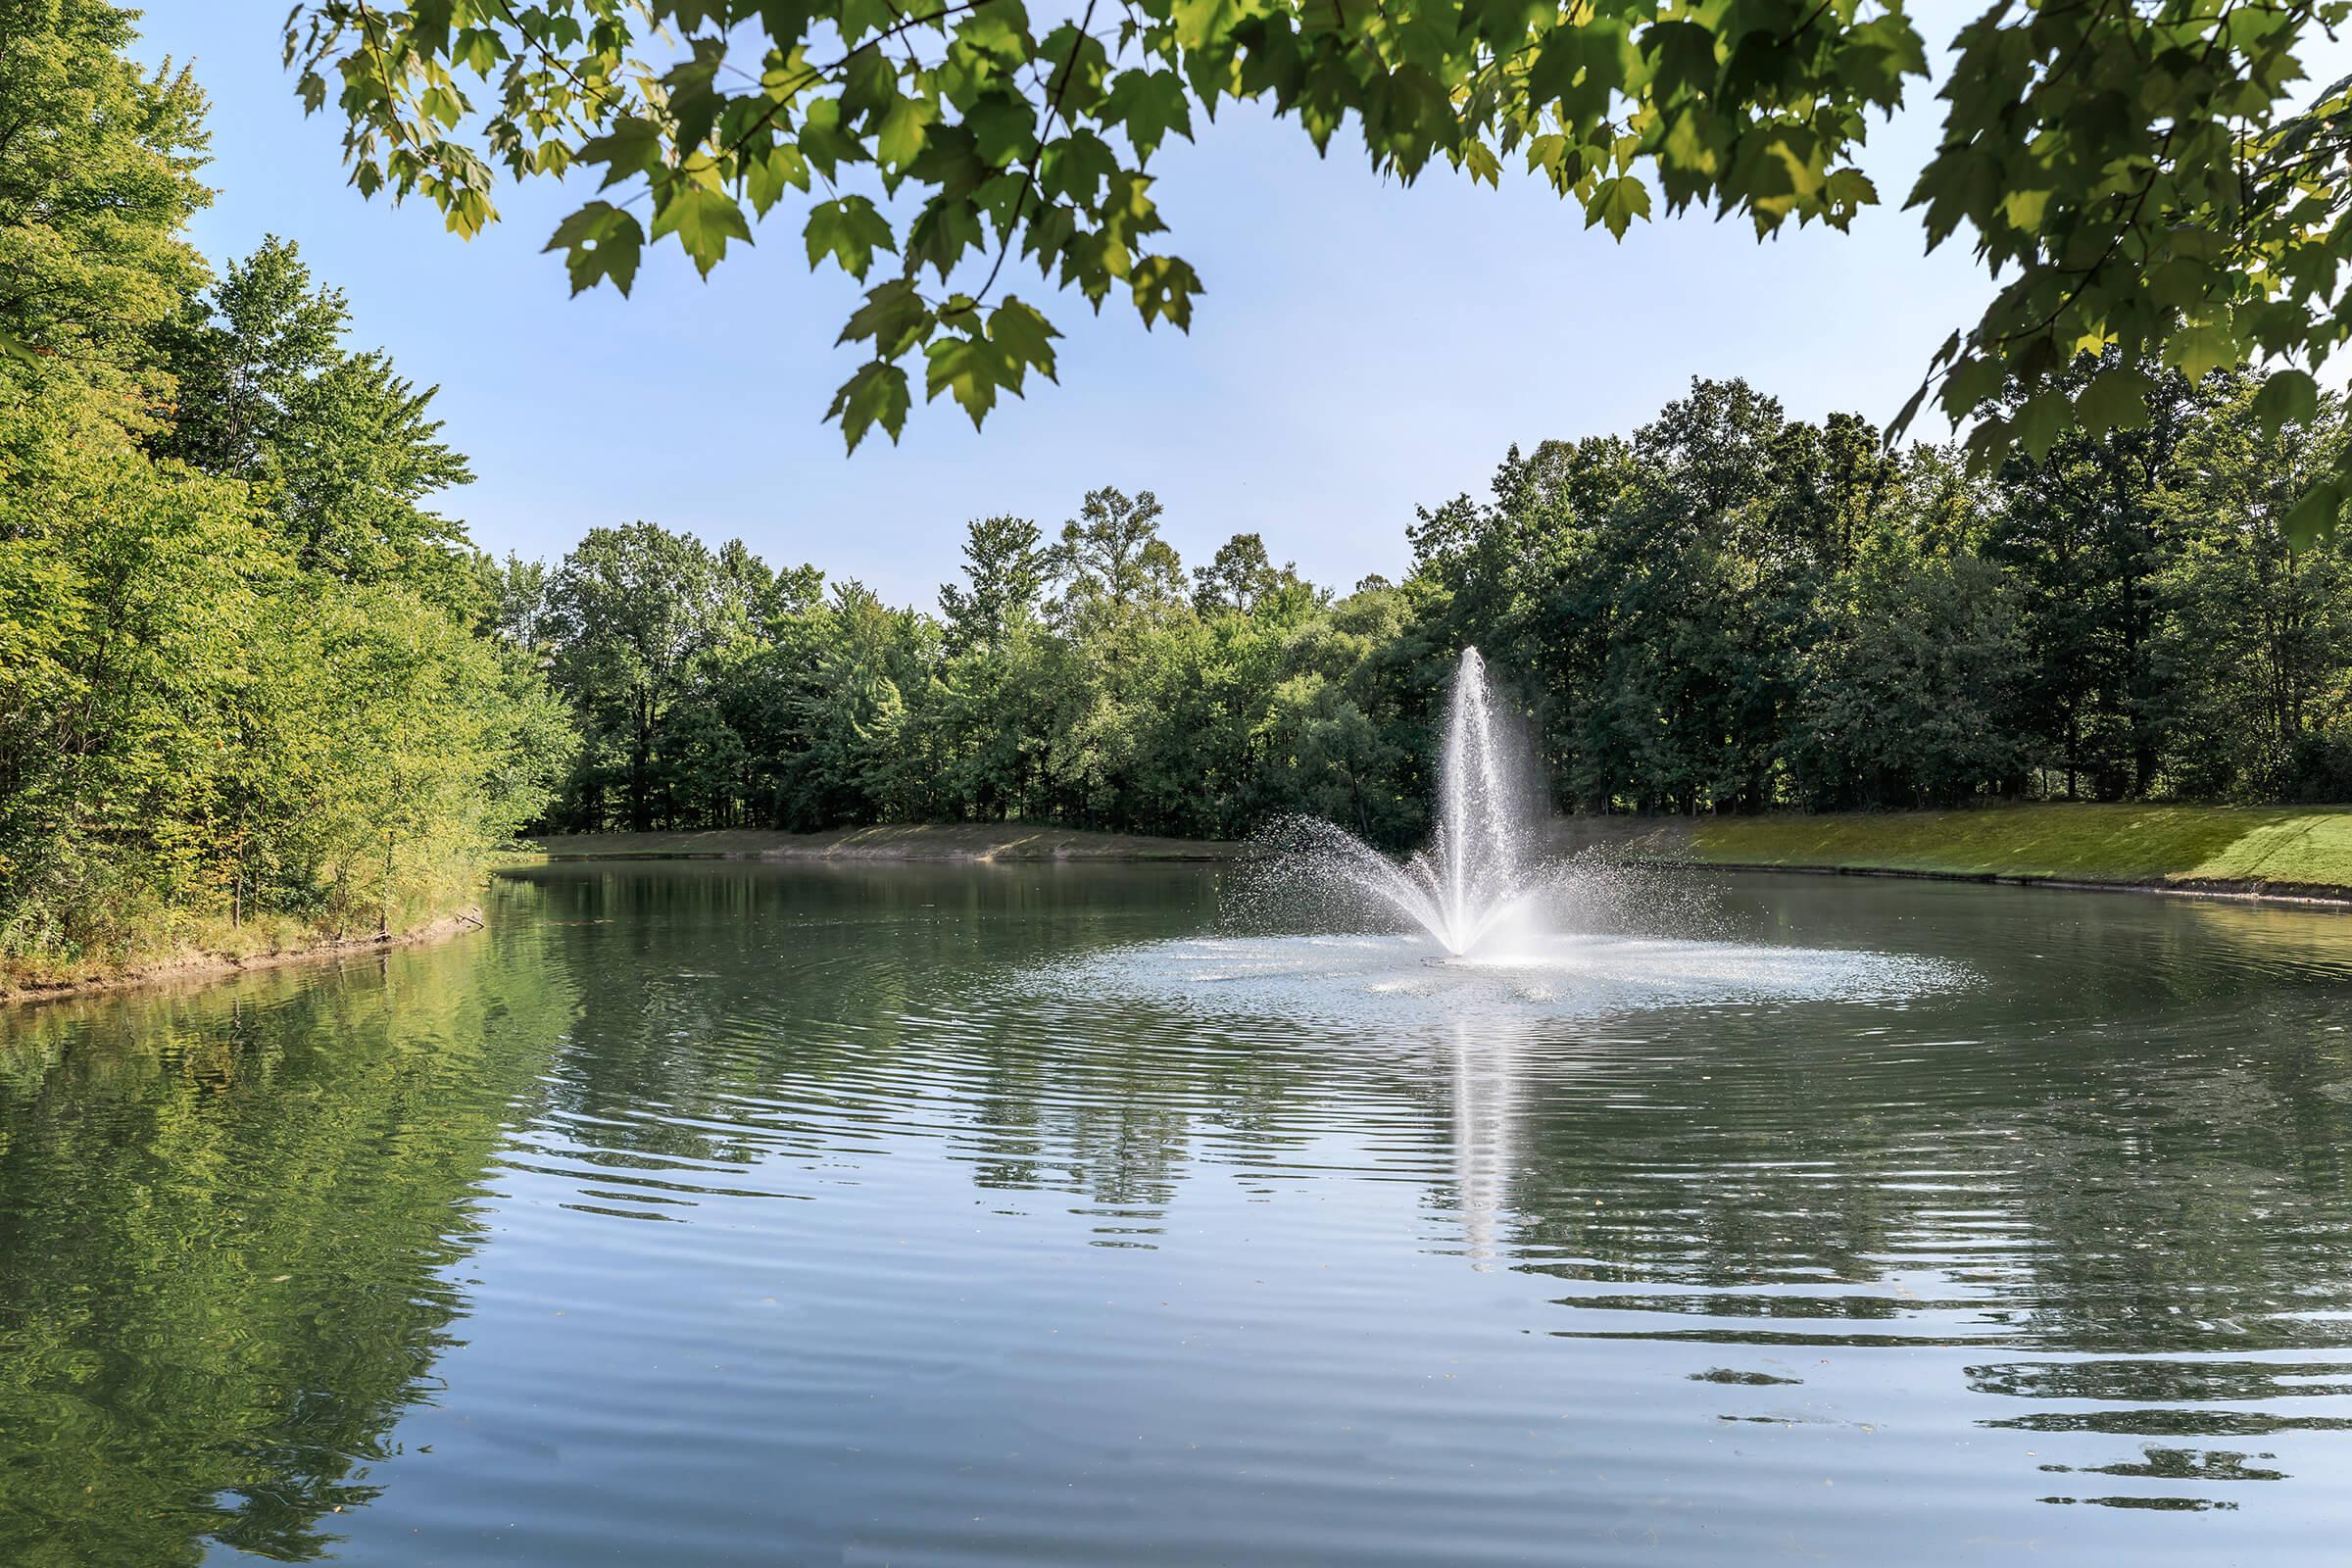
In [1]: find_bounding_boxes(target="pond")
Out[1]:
[4,862,2351,1565]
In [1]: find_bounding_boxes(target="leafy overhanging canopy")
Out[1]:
[275,0,2352,536]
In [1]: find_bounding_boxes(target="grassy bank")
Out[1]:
[528,824,1241,862]
[1646,804,2352,898]
[530,809,2352,900]
[0,908,486,1005]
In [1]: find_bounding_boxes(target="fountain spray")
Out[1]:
[1279,648,1551,957]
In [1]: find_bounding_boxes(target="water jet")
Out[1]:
[1284,647,1557,957]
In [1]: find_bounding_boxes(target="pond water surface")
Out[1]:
[4,863,2352,1565]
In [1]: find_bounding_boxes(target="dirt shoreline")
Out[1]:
[528,824,1239,862]
[0,907,486,1008]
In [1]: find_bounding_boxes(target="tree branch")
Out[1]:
[958,0,1100,315]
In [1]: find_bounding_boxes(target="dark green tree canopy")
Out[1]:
[280,0,2352,533]
[509,375,2352,843]
[1194,531,1308,615]
[1055,484,1184,612]
[940,513,1052,652]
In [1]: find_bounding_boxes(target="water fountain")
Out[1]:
[1029,647,1964,1031]
[1280,647,1561,958]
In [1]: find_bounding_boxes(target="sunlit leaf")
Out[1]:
[543,203,645,296]
[826,359,912,451]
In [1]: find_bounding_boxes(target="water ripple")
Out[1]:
[5,862,2351,1565]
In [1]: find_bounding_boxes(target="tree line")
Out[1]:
[515,369,2352,846]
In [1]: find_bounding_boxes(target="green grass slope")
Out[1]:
[1679,804,2352,892]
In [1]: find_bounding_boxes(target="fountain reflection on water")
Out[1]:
[1448,1020,1516,1271]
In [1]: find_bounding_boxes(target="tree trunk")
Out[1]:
[631,683,654,832]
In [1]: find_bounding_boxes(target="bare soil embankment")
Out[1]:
[528,823,1240,862]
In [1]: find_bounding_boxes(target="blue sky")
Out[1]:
[134,4,2126,605]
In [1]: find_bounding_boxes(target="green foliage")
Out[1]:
[1909,5,2352,540]
[282,0,2352,531]
[279,0,1914,451]
[0,389,569,977]
[1787,544,2030,809]
[1055,485,1185,614]
[156,238,480,609]
[2151,379,2352,800]
[939,513,1051,655]
[540,521,740,832]
[0,0,210,428]
[1983,360,2211,801]
[529,495,1431,841]
[0,7,578,984]
[1193,531,1307,616]
[1442,374,2352,812]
